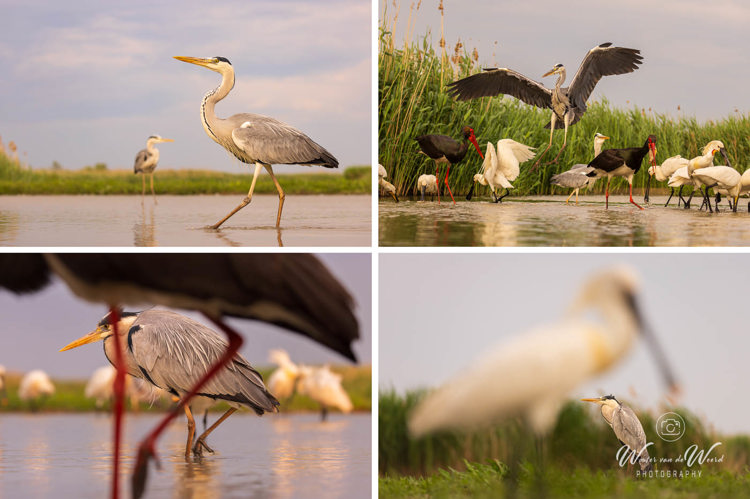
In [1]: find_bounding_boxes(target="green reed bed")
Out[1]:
[0,164,371,195]
[379,4,750,198]
[0,365,371,413]
[379,390,749,477]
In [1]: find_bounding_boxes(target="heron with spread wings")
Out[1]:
[448,43,643,168]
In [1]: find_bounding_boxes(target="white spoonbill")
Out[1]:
[467,139,535,202]
[378,164,399,202]
[268,349,300,401]
[646,155,688,206]
[408,266,677,437]
[416,174,438,201]
[297,364,353,421]
[19,369,55,408]
[688,164,742,213]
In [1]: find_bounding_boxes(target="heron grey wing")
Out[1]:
[134,149,149,173]
[567,43,643,111]
[447,68,552,108]
[231,118,338,168]
[128,310,277,413]
[612,405,648,452]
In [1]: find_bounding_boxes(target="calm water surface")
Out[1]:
[0,195,370,247]
[0,412,370,499]
[379,195,750,246]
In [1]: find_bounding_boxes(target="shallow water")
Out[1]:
[0,195,370,247]
[379,195,750,246]
[0,412,370,498]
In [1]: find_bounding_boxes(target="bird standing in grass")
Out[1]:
[134,135,173,203]
[467,139,535,203]
[19,369,55,409]
[581,395,652,472]
[416,174,438,201]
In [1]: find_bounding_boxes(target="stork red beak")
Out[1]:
[469,132,484,159]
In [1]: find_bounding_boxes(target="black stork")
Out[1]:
[586,135,657,209]
[415,126,483,204]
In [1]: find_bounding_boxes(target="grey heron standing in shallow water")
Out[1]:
[61,309,280,458]
[174,56,339,229]
[581,395,652,472]
[448,43,643,169]
[134,135,173,203]
[0,253,359,499]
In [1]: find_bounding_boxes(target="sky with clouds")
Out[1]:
[380,253,750,435]
[381,0,749,125]
[0,254,371,379]
[2,0,370,172]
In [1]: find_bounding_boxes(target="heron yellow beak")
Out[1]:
[602,135,610,140]
[542,67,561,77]
[580,397,602,403]
[174,56,215,67]
[159,138,174,143]
[59,327,109,352]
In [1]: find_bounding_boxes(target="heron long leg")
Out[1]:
[531,114,557,171]
[183,404,197,458]
[264,165,285,227]
[575,188,580,205]
[109,306,125,499]
[628,181,644,210]
[547,114,571,165]
[131,315,244,499]
[141,174,146,199]
[444,165,456,204]
[565,190,574,204]
[150,173,157,205]
[193,407,237,457]
[210,163,263,229]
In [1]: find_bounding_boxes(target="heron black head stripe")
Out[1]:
[127,324,141,353]
[215,56,231,64]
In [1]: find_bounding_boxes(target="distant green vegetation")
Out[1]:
[0,162,371,195]
[379,390,750,497]
[379,4,750,198]
[0,365,371,413]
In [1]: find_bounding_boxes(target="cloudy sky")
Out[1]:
[0,253,371,379]
[380,253,749,435]
[2,0,370,172]
[381,0,749,122]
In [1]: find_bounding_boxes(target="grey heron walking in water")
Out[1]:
[581,395,652,472]
[134,135,173,203]
[174,56,339,229]
[0,253,359,499]
[61,309,280,458]
[448,43,643,169]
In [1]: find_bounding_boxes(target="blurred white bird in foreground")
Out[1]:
[297,365,353,421]
[19,370,55,406]
[85,365,168,410]
[408,266,678,437]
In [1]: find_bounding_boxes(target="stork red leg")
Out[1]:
[131,315,244,499]
[628,182,644,210]
[109,306,124,499]
[444,165,456,204]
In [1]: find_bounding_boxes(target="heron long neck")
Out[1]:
[201,67,235,144]
[146,139,159,155]
[555,68,566,91]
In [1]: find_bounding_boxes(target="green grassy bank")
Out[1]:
[379,390,750,497]
[0,156,371,195]
[0,365,371,413]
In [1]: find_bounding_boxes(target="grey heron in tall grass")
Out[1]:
[174,56,339,229]
[581,395,652,472]
[133,135,173,203]
[448,43,643,169]
[0,254,359,499]
[61,309,280,458]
